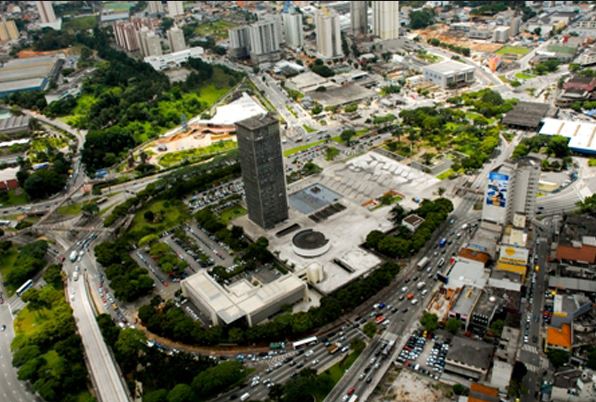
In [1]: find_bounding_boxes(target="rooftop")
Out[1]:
[502,101,553,128]
[446,336,495,370]
[555,244,596,264]
[548,276,596,293]
[197,92,266,126]
[292,229,329,250]
[451,285,482,317]
[546,323,572,349]
[446,258,488,290]
[423,59,475,74]
[402,213,424,227]
[287,71,329,91]
[539,117,596,154]
[0,114,30,131]
[307,83,375,107]
[458,248,491,265]
[468,383,500,402]
[235,113,277,131]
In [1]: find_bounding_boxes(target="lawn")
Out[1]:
[303,124,316,133]
[220,205,247,224]
[14,305,47,337]
[589,158,596,167]
[57,202,82,217]
[437,169,456,180]
[283,139,326,157]
[515,71,536,80]
[62,93,97,128]
[0,190,29,207]
[158,140,237,168]
[496,46,530,56]
[0,246,18,291]
[103,1,136,11]
[63,15,97,32]
[128,200,190,242]
[195,20,234,40]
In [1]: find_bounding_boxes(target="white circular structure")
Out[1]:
[292,229,330,258]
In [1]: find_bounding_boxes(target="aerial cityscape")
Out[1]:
[0,1,596,402]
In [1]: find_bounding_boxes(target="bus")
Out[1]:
[16,279,33,297]
[416,257,430,270]
[292,336,318,350]
[348,394,359,402]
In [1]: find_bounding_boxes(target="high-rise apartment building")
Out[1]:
[509,16,522,37]
[167,1,184,18]
[0,20,19,42]
[350,1,368,36]
[148,1,164,15]
[372,1,400,40]
[113,21,141,52]
[167,26,186,52]
[139,28,163,57]
[236,114,288,229]
[37,1,57,24]
[248,19,281,63]
[228,26,251,59]
[315,8,343,59]
[282,12,304,49]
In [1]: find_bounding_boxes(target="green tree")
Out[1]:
[547,349,570,368]
[547,135,569,158]
[420,312,439,332]
[577,194,596,216]
[490,319,505,337]
[410,9,435,29]
[115,328,147,372]
[144,389,169,402]
[453,383,469,396]
[340,129,356,145]
[446,318,461,334]
[191,361,245,399]
[167,384,194,402]
[82,202,99,216]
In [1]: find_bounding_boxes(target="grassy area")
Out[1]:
[0,246,18,290]
[103,1,136,11]
[416,50,441,63]
[286,105,297,118]
[14,304,45,337]
[57,202,82,217]
[283,139,325,157]
[0,190,29,207]
[220,205,247,224]
[157,140,237,168]
[496,46,530,56]
[62,93,97,127]
[515,71,536,80]
[195,20,234,40]
[588,158,596,167]
[129,200,190,241]
[63,15,97,32]
[437,169,456,180]
[303,124,316,133]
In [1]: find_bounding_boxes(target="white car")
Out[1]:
[411,299,419,305]
[401,286,408,292]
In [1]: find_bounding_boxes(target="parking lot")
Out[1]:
[396,331,450,381]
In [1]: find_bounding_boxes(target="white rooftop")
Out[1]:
[446,258,488,290]
[539,117,596,154]
[423,60,475,74]
[191,92,266,126]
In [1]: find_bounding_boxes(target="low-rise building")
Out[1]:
[0,56,63,97]
[467,383,500,402]
[181,270,306,327]
[422,60,475,89]
[539,118,596,155]
[546,323,573,352]
[444,336,495,381]
[143,46,204,71]
[401,214,424,232]
[557,75,596,106]
[0,114,30,134]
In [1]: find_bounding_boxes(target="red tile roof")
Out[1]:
[556,244,596,264]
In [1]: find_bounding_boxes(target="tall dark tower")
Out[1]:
[236,114,288,229]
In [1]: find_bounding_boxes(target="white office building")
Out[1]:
[36,1,57,23]
[248,19,281,63]
[144,46,204,71]
[510,16,522,36]
[229,26,251,59]
[167,26,186,53]
[350,1,368,36]
[372,1,400,40]
[423,60,475,88]
[139,28,162,57]
[166,0,184,18]
[147,1,163,15]
[282,12,304,49]
[315,8,343,59]
[493,26,510,43]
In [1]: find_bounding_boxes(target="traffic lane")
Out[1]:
[0,305,36,402]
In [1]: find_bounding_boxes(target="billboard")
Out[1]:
[486,172,509,208]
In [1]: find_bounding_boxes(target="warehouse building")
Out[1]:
[0,56,63,97]
[422,60,475,89]
[539,118,596,155]
[181,271,306,327]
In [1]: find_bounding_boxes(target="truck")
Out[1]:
[327,342,341,354]
[416,257,430,270]
[69,250,78,262]
[73,271,79,281]
[416,281,426,290]
[461,223,469,230]
[438,238,447,248]
[240,392,251,401]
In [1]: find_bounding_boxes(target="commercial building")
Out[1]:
[502,101,554,129]
[144,46,204,71]
[444,336,495,381]
[372,1,400,40]
[147,1,163,15]
[282,11,304,49]
[546,323,573,352]
[139,28,162,57]
[493,26,510,43]
[37,1,57,24]
[449,286,483,330]
[539,118,596,155]
[236,114,288,229]
[181,271,306,327]
[0,20,19,42]
[422,60,475,89]
[557,76,596,107]
[0,114,30,135]
[248,19,281,64]
[315,8,343,60]
[0,56,62,97]
[490,326,519,391]
[167,1,184,18]
[228,26,250,59]
[167,26,186,53]
[350,0,368,36]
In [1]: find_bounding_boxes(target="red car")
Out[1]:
[347,387,356,396]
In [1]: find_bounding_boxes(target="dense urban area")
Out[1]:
[0,1,596,402]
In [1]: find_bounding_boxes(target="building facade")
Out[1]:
[113,21,141,52]
[228,26,251,59]
[139,28,162,57]
[422,60,475,89]
[282,12,304,49]
[248,19,281,64]
[148,1,163,15]
[37,1,57,24]
[236,114,288,229]
[166,0,184,18]
[350,1,368,36]
[167,26,186,53]
[372,1,400,40]
[0,20,19,42]
[315,8,343,59]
